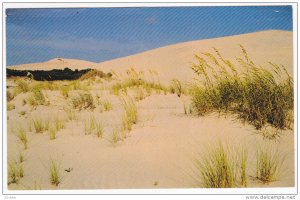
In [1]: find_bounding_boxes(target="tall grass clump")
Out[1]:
[60,85,71,99]
[170,79,184,97]
[27,88,49,107]
[49,160,61,186]
[71,92,95,110]
[15,79,30,93]
[256,145,283,184]
[121,96,138,132]
[55,117,65,131]
[134,86,146,101]
[190,46,293,129]
[111,127,123,145]
[95,121,104,138]
[240,149,248,187]
[17,128,28,150]
[19,151,25,163]
[196,143,249,188]
[84,115,96,135]
[99,99,113,112]
[111,68,167,96]
[79,69,108,80]
[31,81,59,91]
[32,118,50,133]
[49,126,57,140]
[8,161,24,185]
[196,143,236,188]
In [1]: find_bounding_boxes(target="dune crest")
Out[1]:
[8,30,293,83]
[9,58,97,71]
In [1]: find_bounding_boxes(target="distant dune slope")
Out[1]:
[8,58,97,71]
[8,30,293,84]
[95,30,293,83]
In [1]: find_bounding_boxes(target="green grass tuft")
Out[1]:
[95,121,104,138]
[49,126,57,140]
[121,97,138,132]
[190,46,293,129]
[49,160,61,186]
[99,99,113,112]
[15,79,30,93]
[84,115,96,135]
[8,161,24,185]
[170,79,184,97]
[27,88,49,107]
[32,118,50,134]
[256,145,283,184]
[196,143,237,188]
[17,128,28,150]
[71,92,95,110]
[55,117,65,131]
[111,128,122,145]
[240,148,248,187]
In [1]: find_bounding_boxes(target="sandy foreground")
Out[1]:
[6,87,295,189]
[6,30,295,190]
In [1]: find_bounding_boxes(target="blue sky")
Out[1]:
[6,6,292,66]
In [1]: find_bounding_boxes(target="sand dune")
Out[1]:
[95,30,293,83]
[9,58,97,71]
[8,30,293,84]
[6,30,295,190]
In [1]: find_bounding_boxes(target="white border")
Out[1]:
[1,1,298,197]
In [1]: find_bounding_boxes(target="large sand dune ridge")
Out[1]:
[8,30,293,84]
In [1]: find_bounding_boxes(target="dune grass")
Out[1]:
[84,115,96,135]
[32,118,50,134]
[95,121,104,138]
[19,151,24,163]
[183,103,193,115]
[196,143,249,188]
[121,97,138,132]
[17,128,28,150]
[256,145,283,184]
[111,68,168,96]
[49,126,57,140]
[240,148,248,187]
[170,79,184,97]
[79,69,109,80]
[99,99,113,112]
[190,46,293,129]
[55,117,65,131]
[27,88,49,107]
[60,85,71,99]
[134,86,147,101]
[259,127,283,141]
[8,161,24,185]
[31,80,59,91]
[111,128,123,145]
[196,143,237,188]
[15,79,30,94]
[49,160,61,186]
[71,92,95,110]
[7,103,15,111]
[84,118,104,137]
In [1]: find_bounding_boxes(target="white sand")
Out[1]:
[6,30,295,190]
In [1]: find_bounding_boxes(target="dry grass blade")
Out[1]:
[190,46,293,129]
